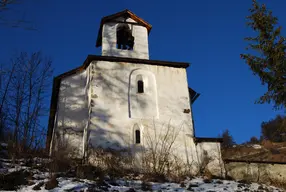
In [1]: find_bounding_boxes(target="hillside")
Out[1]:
[0,158,283,192]
[222,141,286,162]
[0,142,284,191]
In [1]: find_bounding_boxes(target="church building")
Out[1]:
[46,10,224,176]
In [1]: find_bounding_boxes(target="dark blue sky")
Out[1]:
[0,0,285,144]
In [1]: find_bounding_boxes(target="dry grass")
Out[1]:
[223,141,286,190]
[87,147,136,179]
[269,179,286,190]
[222,141,286,162]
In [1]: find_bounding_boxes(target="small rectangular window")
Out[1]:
[135,130,140,144]
[137,80,144,93]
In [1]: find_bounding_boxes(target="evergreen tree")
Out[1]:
[240,0,286,109]
[261,115,286,142]
[249,136,260,144]
[220,129,236,148]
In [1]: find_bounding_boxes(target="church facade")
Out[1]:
[46,10,224,176]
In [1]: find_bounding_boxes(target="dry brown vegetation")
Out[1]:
[222,140,286,162]
[223,141,286,190]
[48,121,199,184]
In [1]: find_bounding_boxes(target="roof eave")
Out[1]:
[195,137,224,143]
[56,55,190,80]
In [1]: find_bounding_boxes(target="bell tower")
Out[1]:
[96,10,152,59]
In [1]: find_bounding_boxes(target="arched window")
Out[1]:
[135,130,140,144]
[137,80,144,93]
[116,24,134,50]
[129,70,158,118]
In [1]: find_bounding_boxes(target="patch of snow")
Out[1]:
[0,158,11,162]
[33,172,50,180]
[32,157,51,164]
[0,143,8,147]
[251,144,262,149]
[56,178,89,191]
[4,176,284,192]
[0,157,284,192]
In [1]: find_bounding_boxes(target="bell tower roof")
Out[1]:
[96,9,152,47]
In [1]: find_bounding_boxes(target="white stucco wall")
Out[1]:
[129,69,158,118]
[226,162,286,184]
[101,18,149,59]
[52,71,88,158]
[51,59,224,176]
[87,61,194,163]
[196,142,225,177]
[85,60,225,175]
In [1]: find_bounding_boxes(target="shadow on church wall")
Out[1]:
[88,60,149,150]
[51,58,204,175]
[52,26,196,170]
[53,71,88,158]
[102,23,148,59]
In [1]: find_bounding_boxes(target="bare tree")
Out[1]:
[0,61,17,139]
[0,51,53,155]
[142,120,184,176]
[0,0,35,30]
